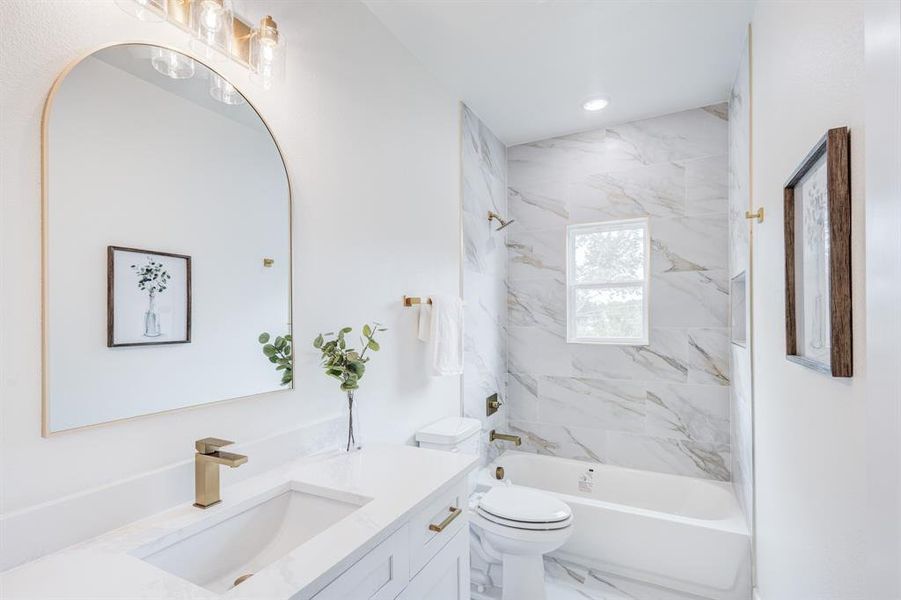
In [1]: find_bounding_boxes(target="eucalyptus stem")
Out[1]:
[346,391,355,452]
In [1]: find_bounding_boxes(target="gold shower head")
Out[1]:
[487,211,515,231]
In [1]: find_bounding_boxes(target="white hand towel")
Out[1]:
[417,302,431,342]
[428,295,464,376]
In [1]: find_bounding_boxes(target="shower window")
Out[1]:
[565,218,650,345]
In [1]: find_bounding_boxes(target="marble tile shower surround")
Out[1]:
[461,104,508,465]
[729,37,754,524]
[506,104,732,481]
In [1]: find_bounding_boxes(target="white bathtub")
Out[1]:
[478,452,751,600]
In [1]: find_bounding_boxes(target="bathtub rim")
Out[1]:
[480,451,749,536]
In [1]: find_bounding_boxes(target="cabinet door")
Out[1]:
[409,480,468,576]
[311,525,409,600]
[397,527,469,600]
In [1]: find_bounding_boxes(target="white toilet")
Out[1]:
[470,484,573,600]
[415,418,573,600]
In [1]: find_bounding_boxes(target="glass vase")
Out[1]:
[144,291,161,337]
[345,390,361,452]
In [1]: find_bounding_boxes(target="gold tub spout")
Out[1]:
[489,430,522,446]
[194,437,248,509]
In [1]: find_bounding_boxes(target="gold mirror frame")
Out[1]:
[40,42,294,437]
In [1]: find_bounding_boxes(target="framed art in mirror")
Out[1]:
[108,246,192,347]
[783,126,852,377]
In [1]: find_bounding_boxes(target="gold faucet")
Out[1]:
[489,430,522,446]
[194,437,248,509]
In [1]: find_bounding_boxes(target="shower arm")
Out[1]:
[487,211,515,231]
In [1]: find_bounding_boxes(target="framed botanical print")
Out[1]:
[783,127,851,377]
[108,246,192,347]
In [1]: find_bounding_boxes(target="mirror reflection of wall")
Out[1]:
[44,44,291,434]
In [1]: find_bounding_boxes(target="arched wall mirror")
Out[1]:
[42,44,292,435]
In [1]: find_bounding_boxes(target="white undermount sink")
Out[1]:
[133,482,371,594]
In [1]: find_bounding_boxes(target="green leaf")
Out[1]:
[269,356,279,363]
[284,335,292,342]
[258,333,270,344]
[275,336,285,349]
[276,364,287,371]
[263,344,277,357]
[347,360,365,376]
[313,334,323,349]
[367,339,380,351]
[340,327,352,334]
[363,324,372,337]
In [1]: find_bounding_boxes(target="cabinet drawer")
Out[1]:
[408,479,468,576]
[311,525,409,600]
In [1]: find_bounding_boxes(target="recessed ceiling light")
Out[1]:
[582,97,609,112]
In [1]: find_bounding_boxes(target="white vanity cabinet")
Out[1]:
[396,528,468,600]
[311,479,470,600]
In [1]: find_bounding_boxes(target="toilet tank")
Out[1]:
[416,417,481,454]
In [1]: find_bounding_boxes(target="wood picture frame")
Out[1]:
[783,127,851,377]
[107,246,192,347]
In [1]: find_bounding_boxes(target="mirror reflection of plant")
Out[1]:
[258,333,292,386]
[313,323,385,392]
[131,258,170,295]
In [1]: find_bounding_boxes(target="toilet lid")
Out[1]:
[478,485,572,524]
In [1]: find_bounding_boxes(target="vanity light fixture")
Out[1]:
[250,15,286,90]
[190,0,233,60]
[120,0,287,91]
[115,0,167,22]
[582,96,610,112]
[151,47,196,79]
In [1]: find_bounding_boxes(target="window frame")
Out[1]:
[565,217,651,346]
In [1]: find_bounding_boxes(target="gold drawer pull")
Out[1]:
[428,506,462,533]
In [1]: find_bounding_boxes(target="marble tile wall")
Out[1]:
[729,37,754,524]
[506,104,732,481]
[461,104,508,465]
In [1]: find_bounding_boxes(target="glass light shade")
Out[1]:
[209,73,245,105]
[115,0,167,22]
[151,47,196,80]
[190,0,233,59]
[250,16,286,90]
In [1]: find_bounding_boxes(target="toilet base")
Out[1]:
[501,553,547,600]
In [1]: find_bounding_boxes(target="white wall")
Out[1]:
[863,2,901,597]
[750,2,868,598]
[0,0,461,569]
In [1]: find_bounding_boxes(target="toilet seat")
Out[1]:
[477,485,572,531]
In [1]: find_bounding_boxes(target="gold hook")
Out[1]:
[745,207,764,223]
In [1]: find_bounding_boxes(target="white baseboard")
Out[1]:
[0,415,344,572]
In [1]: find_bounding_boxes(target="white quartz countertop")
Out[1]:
[0,444,478,600]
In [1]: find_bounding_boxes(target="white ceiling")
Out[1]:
[363,0,754,146]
